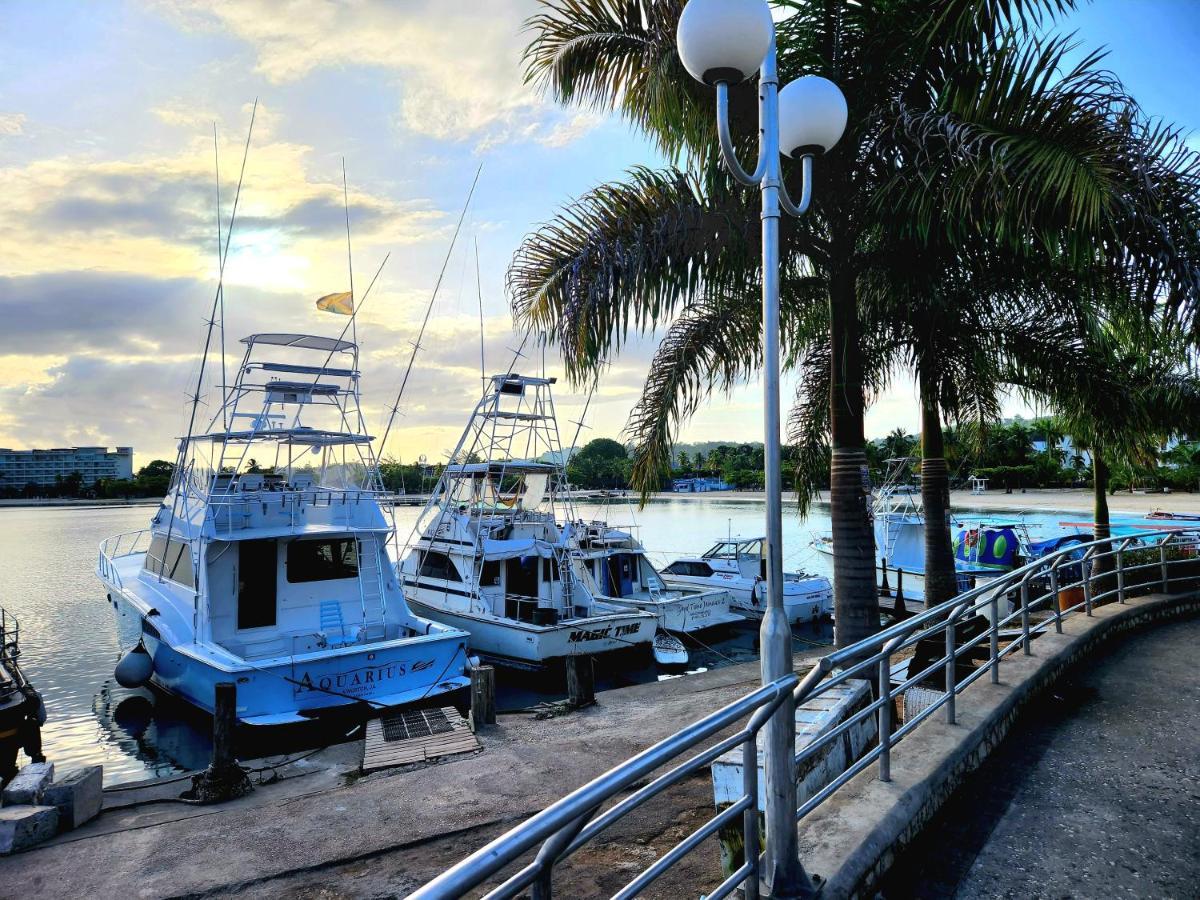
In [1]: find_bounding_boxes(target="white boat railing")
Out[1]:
[408,527,1200,899]
[97,528,153,591]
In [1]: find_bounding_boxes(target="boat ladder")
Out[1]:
[357,537,387,624]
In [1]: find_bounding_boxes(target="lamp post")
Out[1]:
[677,1,847,896]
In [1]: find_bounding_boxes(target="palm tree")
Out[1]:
[513,0,1200,646]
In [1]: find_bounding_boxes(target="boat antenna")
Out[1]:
[213,122,227,430]
[474,235,485,396]
[342,157,356,347]
[378,162,482,455]
[160,98,257,578]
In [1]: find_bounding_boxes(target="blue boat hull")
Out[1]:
[110,593,470,726]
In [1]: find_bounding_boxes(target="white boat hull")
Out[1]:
[406,597,655,667]
[602,589,743,634]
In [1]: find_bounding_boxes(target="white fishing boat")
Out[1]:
[399,374,657,669]
[97,333,472,725]
[571,523,744,634]
[661,537,832,624]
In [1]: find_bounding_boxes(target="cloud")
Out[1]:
[0,131,445,285]
[151,0,602,149]
[0,113,26,137]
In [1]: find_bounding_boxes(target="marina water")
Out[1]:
[0,496,1073,784]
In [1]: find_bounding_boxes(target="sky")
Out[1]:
[0,0,1197,469]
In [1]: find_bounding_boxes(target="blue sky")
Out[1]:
[0,0,1195,466]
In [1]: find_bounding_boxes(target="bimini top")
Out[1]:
[193,427,373,446]
[445,460,557,475]
[240,333,356,353]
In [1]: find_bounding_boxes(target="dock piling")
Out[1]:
[470,664,496,729]
[566,656,595,709]
[184,681,252,803]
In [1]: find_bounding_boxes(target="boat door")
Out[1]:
[237,539,278,629]
[606,554,635,597]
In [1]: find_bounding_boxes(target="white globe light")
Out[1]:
[676,0,774,85]
[778,75,848,156]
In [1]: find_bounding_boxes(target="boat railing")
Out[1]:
[407,528,1200,900]
[204,487,388,534]
[97,529,153,591]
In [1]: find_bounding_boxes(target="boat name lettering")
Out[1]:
[568,623,641,643]
[293,658,435,697]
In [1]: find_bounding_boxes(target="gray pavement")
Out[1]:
[881,615,1200,899]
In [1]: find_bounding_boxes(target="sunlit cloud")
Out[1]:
[0,113,26,137]
[151,0,602,149]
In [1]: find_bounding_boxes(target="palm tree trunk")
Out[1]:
[828,264,881,648]
[1092,451,1113,584]
[919,383,958,607]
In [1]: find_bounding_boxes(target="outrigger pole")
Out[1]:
[159,100,257,581]
[213,123,227,431]
[377,163,483,455]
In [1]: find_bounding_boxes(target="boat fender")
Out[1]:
[115,642,154,688]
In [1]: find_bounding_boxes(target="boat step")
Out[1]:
[361,706,480,772]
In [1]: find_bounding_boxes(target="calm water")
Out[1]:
[0,496,1072,785]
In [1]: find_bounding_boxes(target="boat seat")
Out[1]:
[319,600,356,648]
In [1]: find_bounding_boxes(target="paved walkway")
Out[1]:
[882,615,1200,898]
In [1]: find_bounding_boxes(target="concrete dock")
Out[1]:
[0,648,828,898]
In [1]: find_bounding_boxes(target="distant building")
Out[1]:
[0,446,134,489]
[672,476,731,493]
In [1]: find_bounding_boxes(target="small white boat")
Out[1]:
[652,631,688,667]
[571,523,743,635]
[399,374,657,669]
[662,536,832,624]
[97,333,472,725]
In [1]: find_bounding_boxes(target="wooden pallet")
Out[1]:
[361,706,480,772]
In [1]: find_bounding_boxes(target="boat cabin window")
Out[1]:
[664,560,714,578]
[541,557,559,582]
[286,538,359,583]
[417,551,461,582]
[144,535,195,589]
[480,560,501,587]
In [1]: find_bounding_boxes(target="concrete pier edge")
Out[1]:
[797,590,1200,898]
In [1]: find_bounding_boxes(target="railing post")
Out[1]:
[1019,580,1031,655]
[1050,563,1062,633]
[743,735,761,900]
[878,653,892,782]
[989,590,1001,683]
[944,612,957,724]
[1160,542,1170,593]
[1116,539,1128,604]
[1083,550,1094,616]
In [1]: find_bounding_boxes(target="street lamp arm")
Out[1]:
[778,153,814,218]
[715,81,768,186]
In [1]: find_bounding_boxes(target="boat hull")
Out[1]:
[406,597,655,667]
[103,580,470,726]
[601,590,743,634]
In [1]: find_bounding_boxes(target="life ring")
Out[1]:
[965,529,981,548]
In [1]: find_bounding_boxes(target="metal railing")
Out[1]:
[409,528,1200,899]
[97,528,153,590]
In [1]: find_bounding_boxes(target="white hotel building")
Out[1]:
[0,446,134,489]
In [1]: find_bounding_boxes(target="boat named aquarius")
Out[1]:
[97,333,472,725]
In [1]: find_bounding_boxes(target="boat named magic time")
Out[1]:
[400,373,658,668]
[96,332,472,725]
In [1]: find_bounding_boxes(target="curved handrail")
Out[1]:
[406,527,1199,899]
